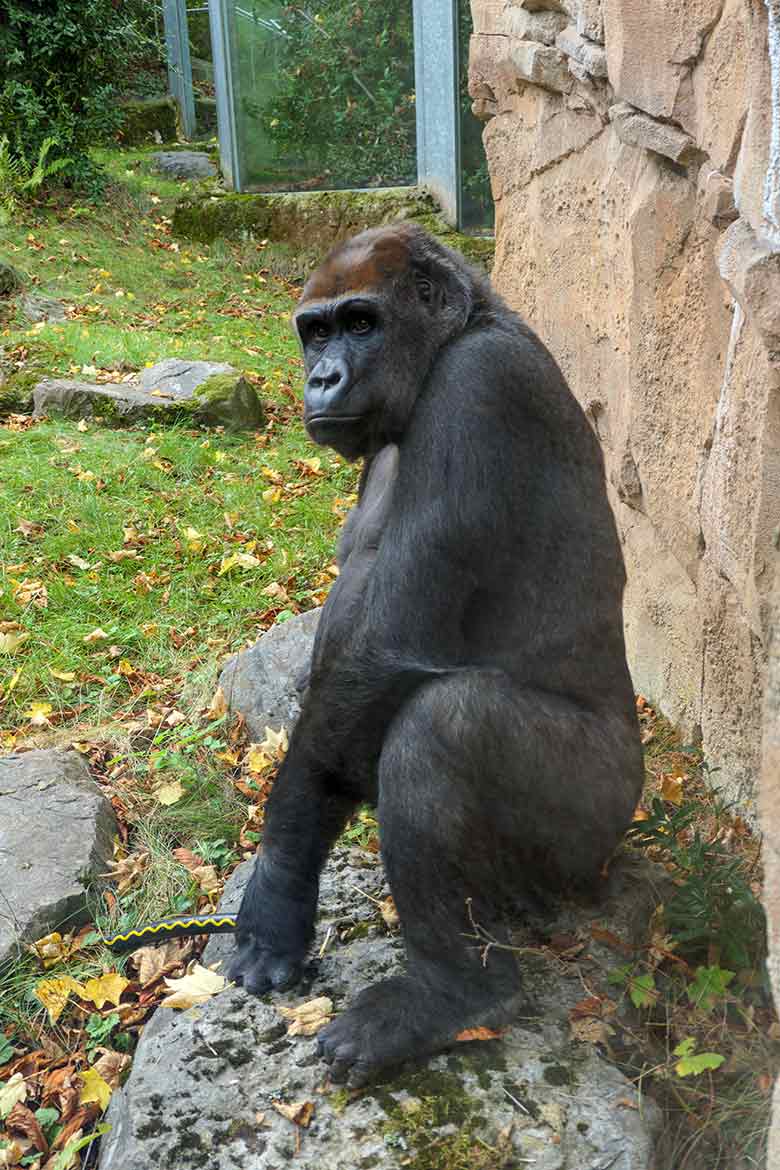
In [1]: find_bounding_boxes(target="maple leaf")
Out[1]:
[160,964,226,1009]
[81,973,128,1009]
[34,976,85,1024]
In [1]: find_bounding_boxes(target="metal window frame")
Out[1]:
[163,0,196,139]
[207,0,463,226]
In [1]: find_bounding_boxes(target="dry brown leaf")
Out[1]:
[83,627,109,644]
[132,939,190,987]
[6,1101,48,1153]
[379,896,400,929]
[92,1048,131,1090]
[272,1100,315,1127]
[455,1026,505,1042]
[570,1016,614,1045]
[278,997,333,1037]
[208,685,228,719]
[0,1073,27,1119]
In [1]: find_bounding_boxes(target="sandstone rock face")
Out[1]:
[0,750,116,966]
[469,0,780,812]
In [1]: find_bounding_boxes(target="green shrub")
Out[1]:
[0,0,145,189]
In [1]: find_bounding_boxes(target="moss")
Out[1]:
[119,97,178,147]
[0,372,38,416]
[542,1064,572,1086]
[0,261,23,297]
[191,372,242,405]
[379,1071,514,1170]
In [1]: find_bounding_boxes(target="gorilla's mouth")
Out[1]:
[306,414,362,426]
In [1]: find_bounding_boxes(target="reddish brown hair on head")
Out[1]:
[300,224,417,304]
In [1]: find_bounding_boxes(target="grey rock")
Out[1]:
[507,39,573,94]
[0,261,23,297]
[22,293,66,323]
[556,25,608,78]
[100,849,663,1170]
[32,360,264,430]
[0,750,116,966]
[151,150,217,181]
[219,609,322,741]
[609,102,698,165]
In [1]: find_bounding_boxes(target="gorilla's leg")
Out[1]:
[318,671,641,1086]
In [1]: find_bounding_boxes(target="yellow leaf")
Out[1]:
[79,1067,112,1111]
[77,418,89,432]
[262,486,282,504]
[160,963,226,1009]
[215,748,241,767]
[155,780,185,806]
[183,526,205,554]
[51,668,76,682]
[0,631,29,654]
[218,552,261,575]
[259,725,288,756]
[25,701,53,727]
[2,667,23,698]
[660,775,685,805]
[278,997,333,1036]
[30,931,71,968]
[117,659,135,676]
[83,627,109,644]
[81,972,128,1009]
[35,975,85,1024]
[245,745,272,774]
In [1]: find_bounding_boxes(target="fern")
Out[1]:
[0,136,72,224]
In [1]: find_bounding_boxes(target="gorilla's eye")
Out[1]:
[311,322,330,341]
[349,316,374,335]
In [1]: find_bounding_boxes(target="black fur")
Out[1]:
[229,224,643,1086]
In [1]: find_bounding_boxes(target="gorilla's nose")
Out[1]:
[305,357,349,414]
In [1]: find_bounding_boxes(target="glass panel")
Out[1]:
[457,0,492,232]
[225,2,416,192]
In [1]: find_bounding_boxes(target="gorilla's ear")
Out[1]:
[407,231,474,337]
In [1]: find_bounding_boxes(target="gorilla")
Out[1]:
[229,223,644,1086]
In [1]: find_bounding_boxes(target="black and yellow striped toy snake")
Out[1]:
[102,914,238,955]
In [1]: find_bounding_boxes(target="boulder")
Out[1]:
[0,750,116,967]
[32,360,264,431]
[218,608,321,741]
[151,150,217,181]
[22,293,66,323]
[99,848,663,1170]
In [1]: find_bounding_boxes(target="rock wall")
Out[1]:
[469,0,780,807]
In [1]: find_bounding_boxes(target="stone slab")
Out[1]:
[0,750,116,966]
[99,849,663,1170]
[33,360,264,431]
[218,609,322,742]
[151,150,217,181]
[609,101,698,163]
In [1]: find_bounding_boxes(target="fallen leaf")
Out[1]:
[34,976,85,1024]
[278,997,333,1036]
[570,1016,614,1045]
[660,774,684,804]
[92,1049,131,1090]
[30,931,73,969]
[66,554,91,571]
[379,896,400,929]
[78,1066,112,1110]
[0,1073,27,1119]
[154,779,185,806]
[218,551,262,575]
[6,1100,47,1152]
[50,669,76,682]
[83,627,109,644]
[25,700,53,726]
[272,1100,315,1127]
[12,579,48,608]
[183,526,205,554]
[0,631,29,654]
[455,1026,505,1042]
[81,973,128,1009]
[132,939,190,987]
[208,686,228,719]
[160,964,227,1009]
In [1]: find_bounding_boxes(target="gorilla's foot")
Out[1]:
[228,935,304,995]
[318,975,511,1088]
